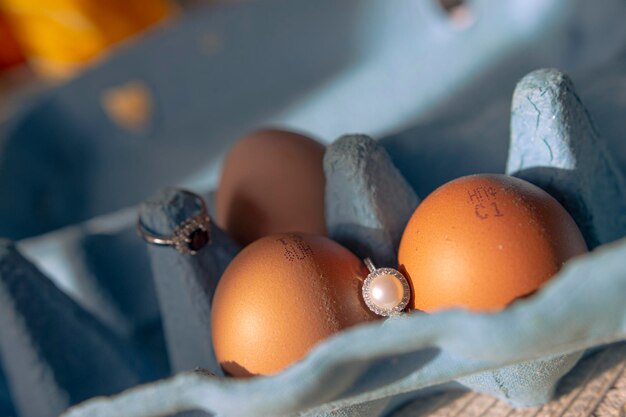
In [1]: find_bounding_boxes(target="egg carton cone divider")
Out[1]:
[138,188,240,376]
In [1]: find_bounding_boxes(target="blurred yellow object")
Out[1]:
[0,0,173,77]
[0,12,24,71]
[101,81,153,133]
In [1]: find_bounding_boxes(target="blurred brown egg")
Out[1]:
[216,129,327,246]
[398,174,587,313]
[211,232,376,377]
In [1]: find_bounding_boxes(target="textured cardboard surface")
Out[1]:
[507,69,626,249]
[325,134,419,267]
[0,242,140,417]
[390,343,626,417]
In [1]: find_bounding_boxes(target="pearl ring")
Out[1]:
[361,258,411,317]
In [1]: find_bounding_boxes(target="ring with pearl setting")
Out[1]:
[361,258,411,317]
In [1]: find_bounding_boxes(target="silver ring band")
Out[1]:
[363,257,376,274]
[137,190,211,255]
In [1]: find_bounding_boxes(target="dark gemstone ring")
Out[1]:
[136,190,211,255]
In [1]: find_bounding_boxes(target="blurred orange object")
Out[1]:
[0,12,24,71]
[0,0,173,77]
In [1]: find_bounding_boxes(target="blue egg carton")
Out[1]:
[1,1,626,416]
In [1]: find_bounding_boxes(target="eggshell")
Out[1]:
[211,232,376,377]
[398,174,587,312]
[216,129,327,246]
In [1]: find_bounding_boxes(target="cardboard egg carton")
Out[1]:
[1,1,626,416]
[0,67,625,417]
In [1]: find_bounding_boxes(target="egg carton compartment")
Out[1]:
[0,67,625,417]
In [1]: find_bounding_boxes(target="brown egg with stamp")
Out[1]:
[211,232,378,377]
[216,129,327,246]
[398,174,588,312]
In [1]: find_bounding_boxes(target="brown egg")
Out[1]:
[398,174,587,312]
[211,232,376,377]
[216,129,327,246]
